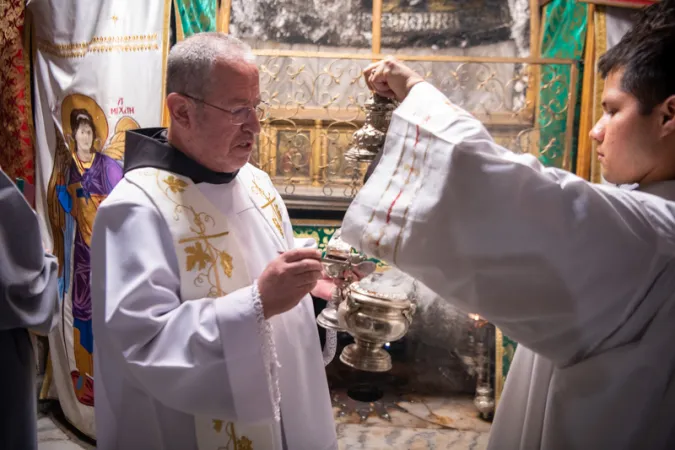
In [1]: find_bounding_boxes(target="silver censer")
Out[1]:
[317,92,417,373]
[344,93,397,162]
[317,229,369,331]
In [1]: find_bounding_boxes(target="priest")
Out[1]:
[90,33,337,450]
[0,168,59,450]
[342,1,675,449]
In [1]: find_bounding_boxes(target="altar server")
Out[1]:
[91,33,337,450]
[0,168,59,450]
[342,1,675,449]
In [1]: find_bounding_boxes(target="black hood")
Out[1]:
[123,128,238,184]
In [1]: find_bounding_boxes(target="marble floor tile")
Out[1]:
[337,424,489,450]
[37,416,72,443]
[39,441,89,450]
[334,393,492,433]
[37,412,91,450]
[37,394,492,449]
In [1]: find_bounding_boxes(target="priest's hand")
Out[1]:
[258,248,323,319]
[364,57,424,102]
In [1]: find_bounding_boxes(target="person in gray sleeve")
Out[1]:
[0,167,59,450]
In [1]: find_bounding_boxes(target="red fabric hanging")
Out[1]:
[0,0,35,185]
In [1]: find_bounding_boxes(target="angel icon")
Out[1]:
[46,93,140,407]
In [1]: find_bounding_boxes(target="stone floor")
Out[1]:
[39,394,490,449]
[37,411,93,450]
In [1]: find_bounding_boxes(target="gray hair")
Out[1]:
[166,32,255,99]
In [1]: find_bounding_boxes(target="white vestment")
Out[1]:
[342,82,675,449]
[91,163,337,450]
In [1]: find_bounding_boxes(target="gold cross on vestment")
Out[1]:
[252,179,285,238]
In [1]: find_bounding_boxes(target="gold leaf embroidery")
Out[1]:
[219,251,233,278]
[272,217,284,238]
[251,178,285,239]
[164,175,188,193]
[236,436,253,450]
[185,241,213,271]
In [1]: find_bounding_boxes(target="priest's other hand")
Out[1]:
[310,261,377,301]
[258,248,323,319]
[311,279,335,301]
[364,57,424,102]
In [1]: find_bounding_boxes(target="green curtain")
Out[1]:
[175,0,217,37]
[292,225,340,253]
[292,224,388,270]
[537,0,587,169]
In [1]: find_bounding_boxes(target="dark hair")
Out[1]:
[597,0,675,114]
[70,108,97,141]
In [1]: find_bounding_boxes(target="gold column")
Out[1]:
[217,0,231,34]
[527,1,546,157]
[590,7,608,184]
[372,0,382,55]
[562,62,579,172]
[160,0,174,127]
[495,328,504,407]
[576,4,596,180]
[526,0,543,114]
[311,119,323,187]
[530,0,541,58]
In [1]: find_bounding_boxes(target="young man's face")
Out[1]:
[590,69,664,185]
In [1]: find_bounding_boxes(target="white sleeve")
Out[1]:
[342,82,675,365]
[91,198,276,422]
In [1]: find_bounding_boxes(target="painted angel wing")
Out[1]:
[102,115,140,161]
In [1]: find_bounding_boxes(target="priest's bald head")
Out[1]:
[164,33,264,173]
[590,0,675,186]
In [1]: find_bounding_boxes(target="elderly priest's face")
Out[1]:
[187,57,262,173]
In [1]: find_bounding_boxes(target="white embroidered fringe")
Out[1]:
[252,280,281,422]
[322,328,337,366]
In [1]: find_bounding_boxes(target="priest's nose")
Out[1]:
[242,111,261,134]
[590,116,606,143]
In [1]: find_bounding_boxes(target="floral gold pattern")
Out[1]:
[212,420,254,450]
[213,419,224,433]
[185,242,213,272]
[236,436,253,450]
[219,251,234,278]
[164,175,188,193]
[0,0,35,183]
[251,51,578,204]
[154,171,238,298]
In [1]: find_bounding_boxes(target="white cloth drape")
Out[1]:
[28,0,171,437]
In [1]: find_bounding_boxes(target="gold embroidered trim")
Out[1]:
[212,420,253,449]
[155,171,235,297]
[37,34,160,58]
[251,178,285,239]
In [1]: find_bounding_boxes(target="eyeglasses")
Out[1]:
[179,93,269,125]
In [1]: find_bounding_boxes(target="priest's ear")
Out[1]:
[659,95,675,138]
[166,93,195,130]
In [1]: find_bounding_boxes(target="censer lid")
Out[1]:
[350,268,417,303]
[324,229,352,258]
[324,229,367,264]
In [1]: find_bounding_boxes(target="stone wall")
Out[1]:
[231,0,528,51]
